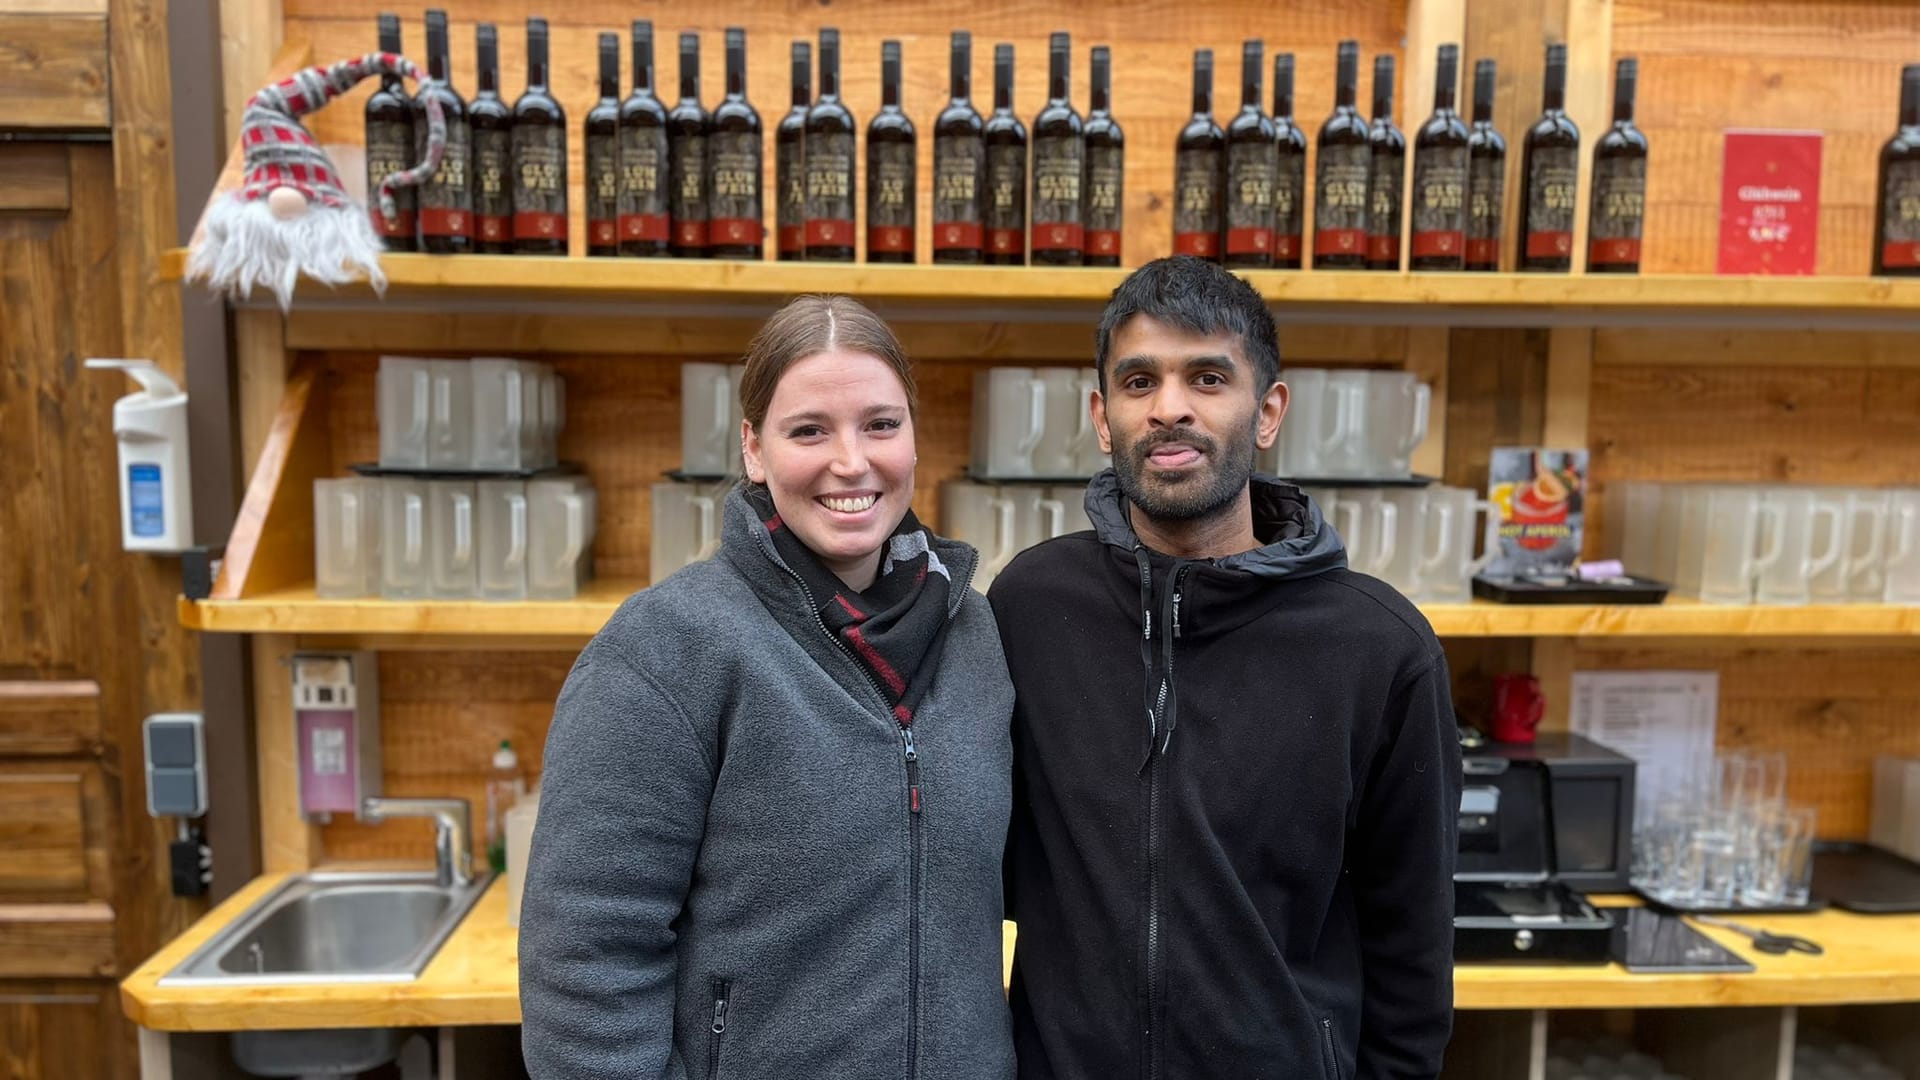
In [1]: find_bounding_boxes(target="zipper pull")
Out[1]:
[901,725,917,762]
[1172,589,1183,639]
[902,726,922,814]
[711,995,727,1034]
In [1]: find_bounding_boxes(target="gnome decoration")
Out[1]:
[187,52,447,310]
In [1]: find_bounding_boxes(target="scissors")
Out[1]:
[1691,914,1824,956]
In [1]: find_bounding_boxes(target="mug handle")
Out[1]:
[1419,498,1457,579]
[1468,499,1500,576]
[983,495,1018,579]
[1750,501,1787,585]
[403,492,425,567]
[451,492,474,569]
[1397,382,1432,457]
[1372,501,1399,573]
[1018,379,1048,460]
[1334,499,1360,552]
[406,369,430,440]
[692,495,720,561]
[1807,501,1845,581]
[1317,381,1355,456]
[1039,497,1066,541]
[1847,500,1889,592]
[559,493,589,565]
[506,493,528,568]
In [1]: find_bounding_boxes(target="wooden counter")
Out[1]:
[124,874,1920,1032]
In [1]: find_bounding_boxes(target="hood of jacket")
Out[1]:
[1082,469,1348,580]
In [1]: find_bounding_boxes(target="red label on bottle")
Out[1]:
[371,208,416,239]
[514,211,565,241]
[1882,241,1920,269]
[1174,232,1219,258]
[589,219,617,247]
[1589,236,1642,266]
[476,215,510,244]
[1032,222,1084,252]
[1274,233,1301,261]
[868,225,913,254]
[1086,229,1121,258]
[675,220,709,248]
[1465,237,1499,266]
[711,218,763,246]
[621,213,669,243]
[1368,234,1400,263]
[1411,230,1465,259]
[1526,230,1574,259]
[1314,228,1366,257]
[987,228,1025,258]
[1225,227,1273,256]
[805,219,854,247]
[778,224,805,255]
[420,208,470,238]
[934,222,984,251]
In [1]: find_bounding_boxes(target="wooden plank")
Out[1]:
[1594,328,1920,370]
[214,361,330,600]
[0,0,109,11]
[1564,0,1612,268]
[0,904,117,977]
[1405,326,1449,477]
[0,774,89,897]
[254,636,322,874]
[0,14,109,129]
[219,0,284,146]
[0,681,100,756]
[1543,326,1592,446]
[0,983,116,1080]
[0,144,72,211]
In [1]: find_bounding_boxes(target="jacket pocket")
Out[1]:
[1319,1017,1341,1080]
[708,978,731,1079]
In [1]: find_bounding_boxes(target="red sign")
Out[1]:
[1718,131,1822,275]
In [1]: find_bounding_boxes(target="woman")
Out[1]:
[519,296,1015,1080]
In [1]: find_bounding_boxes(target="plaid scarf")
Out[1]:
[747,485,955,728]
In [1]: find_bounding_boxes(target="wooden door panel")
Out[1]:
[0,981,119,1078]
[0,681,101,758]
[0,906,116,978]
[0,774,89,897]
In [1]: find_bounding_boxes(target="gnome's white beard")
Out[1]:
[186,197,391,311]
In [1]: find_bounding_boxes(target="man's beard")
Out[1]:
[1111,416,1258,523]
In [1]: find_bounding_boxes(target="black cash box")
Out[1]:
[1455,732,1637,964]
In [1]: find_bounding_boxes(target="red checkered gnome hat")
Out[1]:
[187,52,446,310]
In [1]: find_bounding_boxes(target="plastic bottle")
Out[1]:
[485,739,525,873]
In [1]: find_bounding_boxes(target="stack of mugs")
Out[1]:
[1258,368,1431,481]
[650,363,748,584]
[1605,482,1920,605]
[314,357,597,601]
[1311,485,1496,602]
[970,368,1108,480]
[941,482,1093,593]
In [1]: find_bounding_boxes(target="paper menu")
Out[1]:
[1718,131,1822,276]
[1570,670,1719,826]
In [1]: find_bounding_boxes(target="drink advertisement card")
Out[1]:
[1718,130,1822,275]
[1486,447,1588,577]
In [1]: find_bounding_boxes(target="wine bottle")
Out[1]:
[1518,42,1578,272]
[510,17,567,255]
[776,41,810,260]
[1224,40,1276,268]
[1366,54,1406,271]
[1875,64,1920,277]
[804,27,856,261]
[470,24,513,254]
[1271,52,1307,269]
[1465,58,1505,272]
[1313,40,1368,269]
[1031,32,1085,265]
[933,32,985,264]
[585,33,621,257]
[1083,45,1125,266]
[366,13,417,252]
[983,43,1028,265]
[669,33,710,257]
[413,10,470,253]
[1173,49,1225,262]
[867,40,916,263]
[1410,44,1469,270]
[1587,57,1647,273]
[710,27,763,259]
[618,20,670,257]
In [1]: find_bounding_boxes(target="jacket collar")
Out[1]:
[1083,469,1348,580]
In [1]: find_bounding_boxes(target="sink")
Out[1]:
[160,870,491,986]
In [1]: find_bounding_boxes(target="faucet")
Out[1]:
[360,796,475,889]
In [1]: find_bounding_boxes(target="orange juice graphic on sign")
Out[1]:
[1487,447,1587,576]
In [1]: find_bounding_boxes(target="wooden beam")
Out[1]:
[1544,325,1593,447]
[0,144,74,211]
[254,635,323,872]
[218,0,283,148]
[0,14,109,129]
[1564,0,1615,268]
[212,358,328,601]
[1406,325,1451,478]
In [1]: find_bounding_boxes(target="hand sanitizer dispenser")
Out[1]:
[86,359,194,552]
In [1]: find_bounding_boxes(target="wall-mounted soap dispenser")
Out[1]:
[291,651,381,823]
[86,358,194,552]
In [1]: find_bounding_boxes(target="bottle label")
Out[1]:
[804,130,856,247]
[418,114,471,238]
[510,124,568,241]
[586,130,618,246]
[1085,143,1123,258]
[366,118,417,238]
[671,131,709,248]
[1172,147,1222,258]
[776,136,806,254]
[709,130,764,247]
[1524,145,1579,259]
[1588,154,1646,266]
[619,126,669,243]
[868,139,916,254]
[1273,147,1305,260]
[1225,142,1276,256]
[1031,134,1084,251]
[1466,149,1505,265]
[933,134,985,251]
[1314,142,1370,256]
[1367,147,1404,263]
[1885,160,1920,269]
[986,142,1027,258]
[1410,144,1468,259]
[128,463,164,538]
[474,126,512,243]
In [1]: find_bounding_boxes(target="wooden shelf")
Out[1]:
[160,249,1920,330]
[179,582,1920,640]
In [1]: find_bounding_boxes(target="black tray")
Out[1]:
[664,470,740,484]
[349,461,580,481]
[1612,907,1756,974]
[1637,889,1828,916]
[963,471,1097,486]
[1812,842,1920,913]
[1277,472,1438,488]
[1473,574,1671,605]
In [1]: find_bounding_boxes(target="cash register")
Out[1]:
[1455,731,1636,963]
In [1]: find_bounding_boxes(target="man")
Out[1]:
[990,256,1461,1080]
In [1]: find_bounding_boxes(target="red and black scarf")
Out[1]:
[747,485,956,729]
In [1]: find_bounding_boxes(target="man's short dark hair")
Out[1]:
[1094,256,1281,395]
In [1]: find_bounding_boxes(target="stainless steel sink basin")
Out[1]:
[160,870,491,986]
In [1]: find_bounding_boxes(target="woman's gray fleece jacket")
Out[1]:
[519,486,1017,1080]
